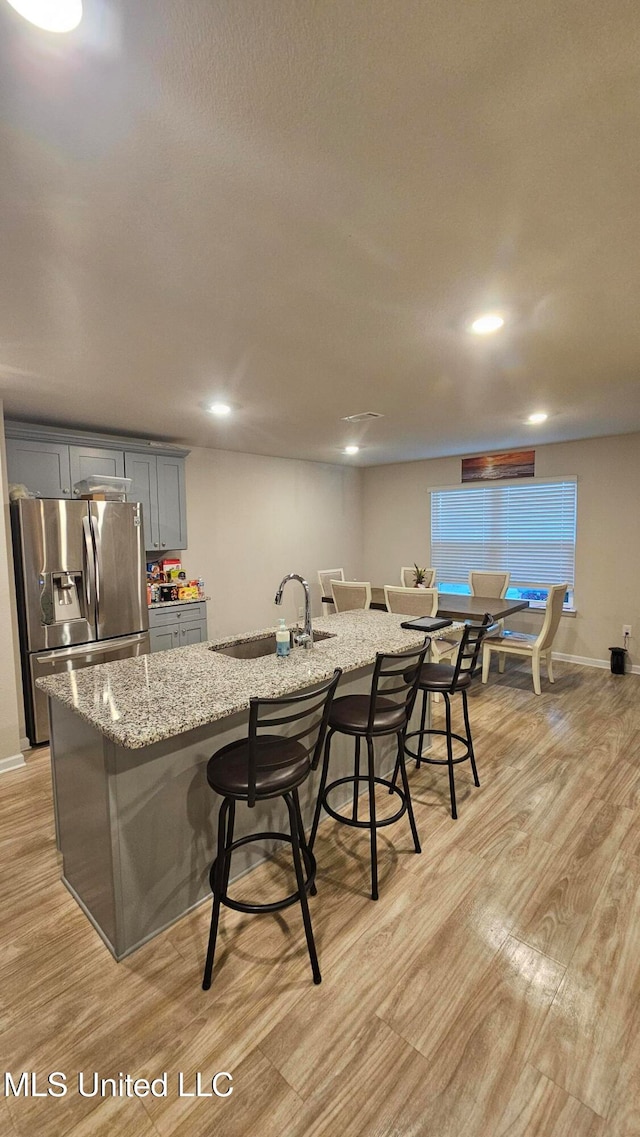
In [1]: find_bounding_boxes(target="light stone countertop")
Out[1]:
[36,610,462,751]
[148,598,208,609]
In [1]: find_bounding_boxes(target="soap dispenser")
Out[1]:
[276,618,290,658]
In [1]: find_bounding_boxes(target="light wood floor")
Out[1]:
[1,660,640,1136]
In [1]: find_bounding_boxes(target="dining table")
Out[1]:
[322,588,529,621]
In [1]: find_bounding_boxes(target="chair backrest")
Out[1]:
[447,614,494,692]
[384,585,438,617]
[318,568,345,597]
[469,570,510,598]
[331,580,371,612]
[400,566,436,588]
[536,583,567,651]
[368,642,430,734]
[247,669,342,807]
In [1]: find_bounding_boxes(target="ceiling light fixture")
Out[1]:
[469,313,504,335]
[5,0,83,32]
[527,412,548,424]
[344,445,359,455]
[208,402,231,416]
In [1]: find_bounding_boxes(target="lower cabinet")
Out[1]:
[148,602,208,652]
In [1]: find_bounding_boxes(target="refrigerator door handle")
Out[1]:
[82,515,98,638]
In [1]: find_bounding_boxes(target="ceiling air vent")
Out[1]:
[341,412,384,423]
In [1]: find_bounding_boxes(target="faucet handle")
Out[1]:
[293,629,313,649]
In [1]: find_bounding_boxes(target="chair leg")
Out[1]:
[352,736,361,821]
[498,652,506,674]
[309,729,333,851]
[532,651,542,695]
[285,793,321,985]
[444,694,457,820]
[396,732,421,853]
[547,652,555,683]
[482,645,491,684]
[366,737,378,900]
[461,689,480,787]
[202,796,231,991]
[221,799,236,898]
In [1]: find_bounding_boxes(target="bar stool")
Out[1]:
[308,643,429,901]
[395,617,492,820]
[202,668,342,990]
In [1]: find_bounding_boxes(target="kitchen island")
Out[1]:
[38,610,459,959]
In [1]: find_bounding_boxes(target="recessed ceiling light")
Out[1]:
[469,313,504,335]
[208,402,231,416]
[344,445,359,455]
[5,0,83,32]
[527,412,548,424]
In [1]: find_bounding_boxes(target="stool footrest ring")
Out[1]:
[405,727,471,767]
[322,775,407,829]
[209,829,316,915]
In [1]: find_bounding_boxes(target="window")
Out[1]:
[430,478,577,609]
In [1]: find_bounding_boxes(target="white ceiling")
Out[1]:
[1,0,640,466]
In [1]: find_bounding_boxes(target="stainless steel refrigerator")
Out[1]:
[11,498,150,744]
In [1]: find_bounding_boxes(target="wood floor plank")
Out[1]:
[531,848,640,1117]
[494,1064,606,1136]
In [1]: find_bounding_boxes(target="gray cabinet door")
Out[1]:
[156,455,187,550]
[149,626,180,652]
[70,446,124,492]
[124,452,160,552]
[178,620,206,646]
[6,439,72,498]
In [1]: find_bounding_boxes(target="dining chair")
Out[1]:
[469,570,511,636]
[481,583,567,695]
[384,585,458,668]
[331,580,371,613]
[400,566,436,588]
[318,568,345,614]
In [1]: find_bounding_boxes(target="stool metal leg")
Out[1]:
[292,787,317,897]
[202,796,232,990]
[416,687,428,769]
[221,799,236,897]
[444,694,457,820]
[462,690,480,787]
[309,729,333,851]
[285,793,321,985]
[395,732,421,853]
[367,737,378,900]
[352,736,361,821]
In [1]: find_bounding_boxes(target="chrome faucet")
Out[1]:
[274,573,313,649]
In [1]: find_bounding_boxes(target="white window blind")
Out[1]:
[430,479,577,587]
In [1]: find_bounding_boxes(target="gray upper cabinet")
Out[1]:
[6,439,72,498]
[156,455,187,551]
[5,423,189,552]
[69,446,124,492]
[124,452,187,551]
[124,452,160,551]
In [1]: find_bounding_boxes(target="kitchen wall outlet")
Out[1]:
[623,625,632,638]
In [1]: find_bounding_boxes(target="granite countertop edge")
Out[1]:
[37,611,463,751]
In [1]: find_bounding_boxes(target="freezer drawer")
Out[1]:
[28,631,151,745]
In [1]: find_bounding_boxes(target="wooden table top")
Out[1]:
[323,588,529,621]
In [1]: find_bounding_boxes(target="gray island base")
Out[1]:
[40,610,459,959]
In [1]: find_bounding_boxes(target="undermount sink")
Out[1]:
[211,629,336,660]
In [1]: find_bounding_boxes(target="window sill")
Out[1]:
[524,603,577,618]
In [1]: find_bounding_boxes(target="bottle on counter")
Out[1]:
[276,618,290,658]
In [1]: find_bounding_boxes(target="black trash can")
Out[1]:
[609,646,627,675]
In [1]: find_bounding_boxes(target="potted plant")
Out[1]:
[413,564,428,588]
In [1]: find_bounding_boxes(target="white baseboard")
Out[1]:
[0,752,27,775]
[553,652,640,675]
